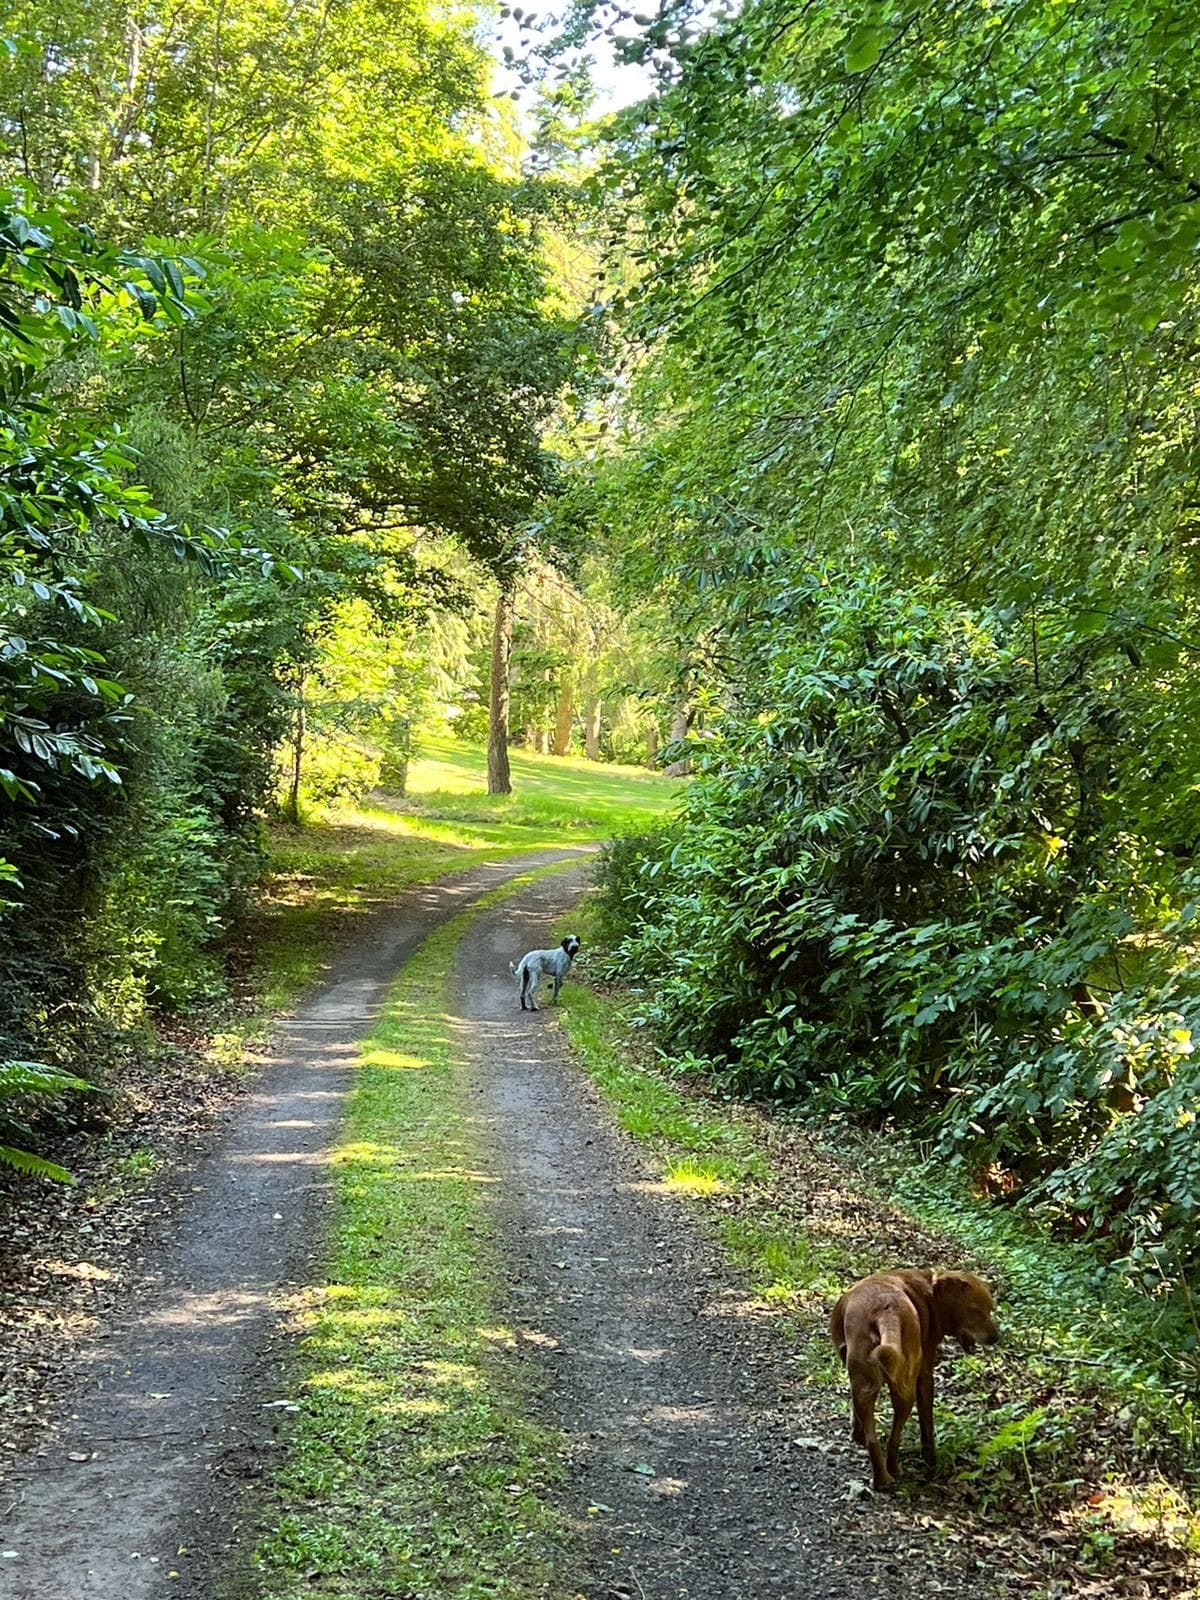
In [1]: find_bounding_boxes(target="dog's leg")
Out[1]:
[849,1361,892,1490]
[917,1364,936,1471]
[524,972,539,1012]
[884,1381,914,1483]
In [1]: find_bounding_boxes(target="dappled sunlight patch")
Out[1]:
[516,1328,562,1352]
[625,1177,680,1197]
[40,1258,117,1284]
[149,1287,269,1328]
[1060,1478,1200,1549]
[663,1159,727,1196]
[407,1165,501,1184]
[382,1394,451,1418]
[329,1138,404,1167]
[478,1324,519,1350]
[308,1304,417,1333]
[700,1289,787,1323]
[241,1148,332,1167]
[644,1403,717,1426]
[416,1358,484,1391]
[360,1045,431,1071]
[319,1282,368,1303]
[305,1365,391,1397]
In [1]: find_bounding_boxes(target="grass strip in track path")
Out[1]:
[251,864,583,1600]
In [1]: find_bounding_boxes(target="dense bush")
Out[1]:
[597,568,1200,1281]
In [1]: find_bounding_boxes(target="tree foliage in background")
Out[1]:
[0,0,580,1170]
[579,0,1200,1285]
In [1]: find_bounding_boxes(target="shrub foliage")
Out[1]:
[599,568,1200,1284]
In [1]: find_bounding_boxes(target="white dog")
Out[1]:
[509,935,581,1011]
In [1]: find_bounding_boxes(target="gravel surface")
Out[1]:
[0,850,588,1600]
[455,867,998,1600]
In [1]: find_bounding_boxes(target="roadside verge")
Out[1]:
[555,971,1200,1600]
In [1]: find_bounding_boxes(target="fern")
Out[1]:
[0,1058,91,1183]
[0,1060,91,1098]
[0,1144,73,1183]
[975,1407,1047,1467]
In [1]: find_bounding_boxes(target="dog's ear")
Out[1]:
[932,1271,989,1320]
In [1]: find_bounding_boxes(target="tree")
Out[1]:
[0,0,584,1155]
[487,578,516,795]
[567,0,1200,1285]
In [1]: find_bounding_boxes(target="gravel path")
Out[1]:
[1,850,998,1600]
[0,850,589,1600]
[455,865,990,1600]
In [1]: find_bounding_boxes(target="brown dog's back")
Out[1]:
[831,1267,997,1490]
[831,1270,929,1393]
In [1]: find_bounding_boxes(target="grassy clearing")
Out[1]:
[555,933,1200,1596]
[251,866,582,1600]
[401,735,678,838]
[219,735,672,1068]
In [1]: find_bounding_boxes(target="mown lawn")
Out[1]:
[400,735,679,838]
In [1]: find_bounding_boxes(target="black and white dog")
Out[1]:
[510,935,581,1011]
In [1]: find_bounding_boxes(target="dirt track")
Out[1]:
[456,868,993,1600]
[1,851,998,1600]
[0,850,588,1600]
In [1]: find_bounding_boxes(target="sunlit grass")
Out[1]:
[226,735,674,1075]
[554,976,766,1186]
[663,1159,727,1196]
[400,735,679,838]
[253,866,582,1600]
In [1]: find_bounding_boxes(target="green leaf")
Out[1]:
[844,25,886,72]
[0,1144,73,1183]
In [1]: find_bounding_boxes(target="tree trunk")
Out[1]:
[553,674,574,756]
[487,580,515,795]
[645,721,659,768]
[581,660,602,761]
[584,696,603,761]
[664,705,692,777]
[285,685,305,823]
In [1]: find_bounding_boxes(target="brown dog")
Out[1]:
[829,1268,998,1490]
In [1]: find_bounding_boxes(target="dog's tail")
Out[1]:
[870,1309,906,1383]
[509,960,519,977]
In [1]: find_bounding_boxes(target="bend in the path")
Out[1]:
[0,848,589,1600]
